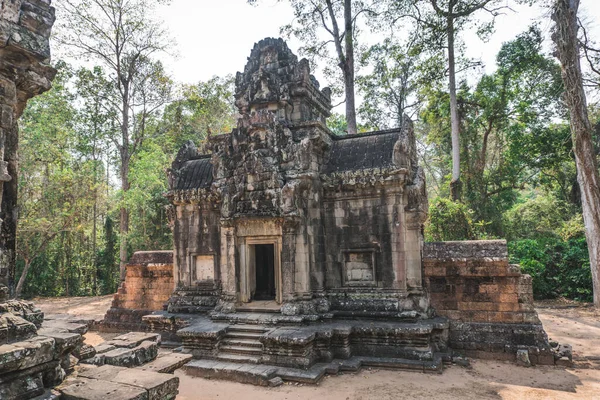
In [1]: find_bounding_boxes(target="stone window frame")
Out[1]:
[341,248,378,287]
[188,252,217,286]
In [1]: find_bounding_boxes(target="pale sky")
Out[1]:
[150,0,600,88]
[51,0,600,106]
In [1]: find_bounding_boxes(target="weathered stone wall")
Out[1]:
[103,251,175,331]
[423,240,554,365]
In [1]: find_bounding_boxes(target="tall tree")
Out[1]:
[552,0,600,307]
[427,0,506,200]
[74,66,114,293]
[58,0,172,280]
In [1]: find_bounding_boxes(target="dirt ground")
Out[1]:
[34,296,600,399]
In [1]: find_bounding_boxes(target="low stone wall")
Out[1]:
[423,240,555,365]
[102,251,174,332]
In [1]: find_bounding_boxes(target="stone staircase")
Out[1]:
[170,314,450,386]
[216,325,270,364]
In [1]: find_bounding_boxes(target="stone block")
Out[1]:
[73,344,96,360]
[516,349,531,367]
[0,370,45,399]
[57,377,147,400]
[106,332,160,349]
[102,340,158,367]
[0,336,55,374]
[79,365,179,400]
[42,320,88,335]
[136,352,192,374]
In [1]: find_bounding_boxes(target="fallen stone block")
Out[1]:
[0,300,45,327]
[0,370,45,399]
[0,312,38,343]
[102,340,158,367]
[79,365,179,400]
[0,336,55,374]
[106,332,161,349]
[0,360,63,399]
[73,344,96,360]
[38,331,83,357]
[136,352,192,374]
[516,349,531,367]
[42,320,88,335]
[94,343,116,354]
[56,377,147,400]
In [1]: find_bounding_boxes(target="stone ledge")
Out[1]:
[181,355,443,386]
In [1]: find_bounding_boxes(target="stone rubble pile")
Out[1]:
[0,301,83,399]
[55,331,190,400]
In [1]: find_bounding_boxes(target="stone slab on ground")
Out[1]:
[102,340,158,367]
[94,343,116,354]
[106,332,161,348]
[78,365,178,399]
[136,352,193,374]
[56,377,147,400]
[42,320,89,335]
[44,313,103,327]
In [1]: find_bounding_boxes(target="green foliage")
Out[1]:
[502,193,574,241]
[425,197,480,241]
[158,76,236,151]
[421,26,567,236]
[509,238,592,301]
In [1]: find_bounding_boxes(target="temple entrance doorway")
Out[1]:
[253,244,275,300]
[240,237,282,305]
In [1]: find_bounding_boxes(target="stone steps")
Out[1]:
[227,324,270,333]
[216,324,268,360]
[225,331,264,340]
[181,355,444,386]
[219,344,263,356]
[215,353,262,364]
[211,312,317,325]
[221,338,263,348]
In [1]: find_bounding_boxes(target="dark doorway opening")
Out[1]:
[254,244,275,300]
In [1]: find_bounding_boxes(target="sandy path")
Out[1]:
[33,296,600,399]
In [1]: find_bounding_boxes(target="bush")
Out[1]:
[508,237,592,301]
[425,197,480,241]
[502,193,572,241]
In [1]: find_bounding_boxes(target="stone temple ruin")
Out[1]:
[105,37,569,385]
[0,4,569,393]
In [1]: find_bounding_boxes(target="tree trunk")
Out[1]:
[15,259,31,299]
[344,0,358,135]
[119,159,129,282]
[553,0,600,307]
[119,88,131,282]
[447,15,462,200]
